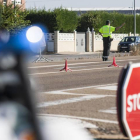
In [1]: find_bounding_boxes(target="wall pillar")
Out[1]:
[86,27,90,52]
[54,31,59,53]
[128,32,131,36]
[92,29,95,52]
[74,30,77,52]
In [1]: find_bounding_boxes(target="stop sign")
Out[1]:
[117,63,140,139]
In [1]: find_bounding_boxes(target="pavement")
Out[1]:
[30,52,130,63]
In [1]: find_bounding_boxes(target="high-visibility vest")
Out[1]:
[99,25,115,37]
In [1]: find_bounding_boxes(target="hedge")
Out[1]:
[26,8,140,34]
[26,8,78,33]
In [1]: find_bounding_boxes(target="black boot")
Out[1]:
[105,58,109,61]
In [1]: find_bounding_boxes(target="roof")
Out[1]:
[65,7,140,11]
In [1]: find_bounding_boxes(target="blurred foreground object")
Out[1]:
[40,117,93,140]
[0,37,43,140]
[0,26,93,140]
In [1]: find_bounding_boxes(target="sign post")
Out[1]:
[117,62,140,140]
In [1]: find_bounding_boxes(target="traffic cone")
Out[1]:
[108,56,119,67]
[60,59,72,72]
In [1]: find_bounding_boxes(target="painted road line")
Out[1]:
[54,65,87,69]
[44,83,118,93]
[54,62,122,69]
[41,85,117,95]
[99,107,116,114]
[37,95,115,108]
[28,58,139,69]
[29,66,123,75]
[41,91,89,96]
[40,83,117,95]
[38,114,118,124]
[95,85,117,91]
[29,71,65,75]
[117,59,137,61]
[28,62,99,69]
[38,115,98,129]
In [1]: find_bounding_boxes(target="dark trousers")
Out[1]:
[102,37,111,61]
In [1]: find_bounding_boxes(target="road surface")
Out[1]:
[28,56,140,140]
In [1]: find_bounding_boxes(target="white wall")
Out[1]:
[57,33,76,53]
[47,32,136,53]
[94,33,129,52]
[94,40,120,52]
[58,41,75,52]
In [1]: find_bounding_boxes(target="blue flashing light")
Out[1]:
[26,26,43,43]
[0,24,48,54]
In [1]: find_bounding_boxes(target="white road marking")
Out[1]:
[37,95,115,108]
[47,83,118,93]
[41,84,117,95]
[116,59,137,61]
[28,58,138,69]
[29,71,65,75]
[95,85,117,91]
[39,114,118,124]
[38,115,98,129]
[29,66,123,75]
[54,62,122,70]
[28,62,99,69]
[99,107,116,114]
[41,91,88,96]
[54,66,87,69]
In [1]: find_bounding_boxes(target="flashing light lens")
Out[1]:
[26,26,43,43]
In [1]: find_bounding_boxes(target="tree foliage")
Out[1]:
[76,11,101,32]
[54,8,78,32]
[26,7,78,33]
[26,8,57,32]
[26,7,140,34]
[0,3,30,34]
[96,11,140,34]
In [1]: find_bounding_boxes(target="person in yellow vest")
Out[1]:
[99,20,125,61]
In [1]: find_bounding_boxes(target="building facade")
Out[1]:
[65,7,140,15]
[0,0,25,10]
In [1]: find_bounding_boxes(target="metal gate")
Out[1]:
[76,33,86,52]
[45,33,55,52]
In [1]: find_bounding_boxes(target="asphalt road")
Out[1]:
[28,56,140,140]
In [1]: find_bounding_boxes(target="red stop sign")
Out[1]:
[122,63,140,139]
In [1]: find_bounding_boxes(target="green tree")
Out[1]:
[77,11,101,32]
[26,7,78,33]
[54,7,78,32]
[0,4,2,25]
[26,9,57,32]
[0,3,30,34]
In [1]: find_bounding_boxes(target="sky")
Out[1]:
[25,0,140,10]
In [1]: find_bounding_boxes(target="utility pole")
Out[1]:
[132,1,133,15]
[13,0,16,25]
[14,0,16,11]
[134,0,136,36]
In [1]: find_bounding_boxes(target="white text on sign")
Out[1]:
[127,93,140,112]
